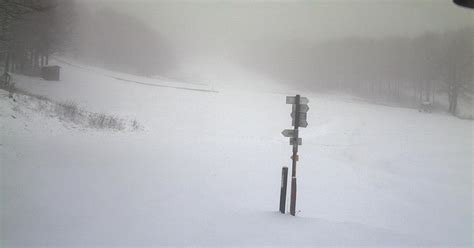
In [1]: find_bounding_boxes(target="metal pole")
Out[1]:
[290,95,300,216]
[279,166,288,213]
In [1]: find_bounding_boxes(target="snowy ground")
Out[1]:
[1,59,472,247]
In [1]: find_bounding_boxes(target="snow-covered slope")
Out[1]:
[1,59,472,247]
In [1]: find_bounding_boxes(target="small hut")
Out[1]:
[41,65,60,81]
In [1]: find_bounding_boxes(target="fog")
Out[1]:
[71,1,473,91]
[105,0,471,47]
[2,1,474,246]
[65,0,473,106]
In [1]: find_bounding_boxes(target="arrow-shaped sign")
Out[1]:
[291,112,307,119]
[291,112,308,128]
[292,119,308,128]
[290,137,302,146]
[286,96,309,105]
[282,129,297,138]
[292,104,309,113]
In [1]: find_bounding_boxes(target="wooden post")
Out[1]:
[279,166,288,213]
[290,95,300,216]
[290,177,297,215]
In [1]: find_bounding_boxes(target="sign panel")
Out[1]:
[286,96,309,105]
[292,104,309,113]
[292,119,308,128]
[290,137,302,146]
[291,112,307,120]
[291,112,308,128]
[281,129,297,137]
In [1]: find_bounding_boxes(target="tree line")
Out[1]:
[70,6,175,76]
[0,0,73,77]
[243,28,473,116]
[1,0,173,78]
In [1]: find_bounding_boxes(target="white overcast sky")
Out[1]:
[80,0,473,68]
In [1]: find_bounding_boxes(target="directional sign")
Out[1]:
[286,96,309,105]
[281,95,309,216]
[291,112,308,128]
[291,112,307,119]
[292,104,309,113]
[292,119,308,128]
[281,129,297,138]
[290,137,302,146]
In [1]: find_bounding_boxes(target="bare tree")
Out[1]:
[438,28,473,115]
[1,0,66,77]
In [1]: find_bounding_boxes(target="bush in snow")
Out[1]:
[131,119,141,130]
[88,113,126,130]
[56,101,81,122]
[4,88,141,131]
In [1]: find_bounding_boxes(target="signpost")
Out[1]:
[281,129,297,137]
[279,94,309,216]
[286,96,309,105]
[289,137,302,146]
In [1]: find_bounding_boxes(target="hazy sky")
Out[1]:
[81,0,473,89]
[87,0,473,51]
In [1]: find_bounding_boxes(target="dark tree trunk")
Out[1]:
[448,82,459,116]
[4,52,10,74]
[451,86,458,115]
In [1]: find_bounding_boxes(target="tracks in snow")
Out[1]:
[54,57,218,93]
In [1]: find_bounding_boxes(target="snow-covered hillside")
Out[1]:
[1,59,472,247]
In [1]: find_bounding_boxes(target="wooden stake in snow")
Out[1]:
[279,166,288,213]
